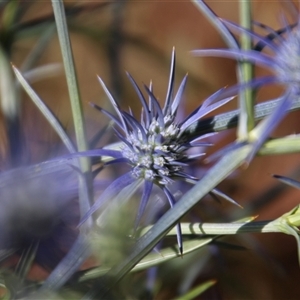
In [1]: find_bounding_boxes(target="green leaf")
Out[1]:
[80,236,215,282]
[174,279,216,300]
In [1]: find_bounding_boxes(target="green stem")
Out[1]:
[78,218,281,283]
[51,0,88,153]
[140,220,277,236]
[0,43,21,165]
[51,0,92,218]
[238,0,254,138]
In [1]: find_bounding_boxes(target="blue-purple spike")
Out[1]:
[122,112,148,142]
[188,142,213,147]
[134,180,153,231]
[64,148,124,161]
[112,128,134,150]
[126,72,151,127]
[163,186,183,255]
[253,20,286,43]
[173,171,198,182]
[273,174,300,190]
[90,102,124,130]
[171,74,188,116]
[180,95,235,132]
[163,47,176,116]
[192,49,275,70]
[180,75,278,134]
[98,76,129,135]
[183,153,206,161]
[144,85,165,128]
[167,161,188,167]
[79,172,136,226]
[104,157,129,166]
[221,19,278,52]
[211,188,242,208]
[179,87,226,131]
[148,80,154,121]
[245,91,292,165]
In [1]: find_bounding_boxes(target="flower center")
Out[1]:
[122,118,184,185]
[275,27,300,85]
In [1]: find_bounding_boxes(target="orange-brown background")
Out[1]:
[3,1,300,299]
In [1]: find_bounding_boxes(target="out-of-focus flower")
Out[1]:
[192,18,300,94]
[191,2,300,163]
[0,162,78,249]
[75,49,239,253]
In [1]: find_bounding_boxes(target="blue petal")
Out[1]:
[148,80,154,121]
[163,47,176,116]
[79,172,137,225]
[144,85,165,127]
[122,112,147,142]
[252,21,297,49]
[192,49,276,70]
[105,157,129,166]
[253,20,286,45]
[112,128,134,150]
[167,161,188,167]
[211,188,242,208]
[192,0,239,50]
[134,180,153,230]
[221,19,278,52]
[246,91,292,164]
[254,25,297,52]
[173,171,198,182]
[205,141,247,163]
[97,76,129,135]
[184,153,206,161]
[273,175,300,190]
[189,132,218,142]
[90,102,124,130]
[188,142,213,147]
[163,187,183,254]
[64,149,124,160]
[180,76,277,133]
[180,95,234,132]
[171,74,188,116]
[126,72,151,127]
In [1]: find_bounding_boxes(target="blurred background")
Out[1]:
[1,0,300,298]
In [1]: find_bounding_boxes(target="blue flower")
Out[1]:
[191,2,299,163]
[192,19,300,93]
[76,49,238,253]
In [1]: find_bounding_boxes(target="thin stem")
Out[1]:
[15,241,39,281]
[51,0,92,219]
[0,43,21,165]
[77,218,281,283]
[140,220,277,237]
[238,0,254,138]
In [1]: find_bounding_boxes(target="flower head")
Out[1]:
[191,0,300,164]
[78,49,237,253]
[192,18,300,93]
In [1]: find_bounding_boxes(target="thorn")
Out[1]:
[154,246,164,257]
[179,245,183,258]
[240,160,249,170]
